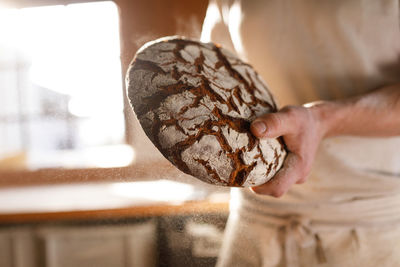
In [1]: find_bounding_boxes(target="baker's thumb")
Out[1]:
[250,112,291,138]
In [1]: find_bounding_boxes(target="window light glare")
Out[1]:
[110,180,197,203]
[19,2,122,97]
[228,1,244,56]
[200,1,221,43]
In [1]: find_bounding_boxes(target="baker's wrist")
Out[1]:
[304,100,345,139]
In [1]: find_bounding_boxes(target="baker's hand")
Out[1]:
[250,104,327,197]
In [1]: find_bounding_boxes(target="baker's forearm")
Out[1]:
[311,83,400,138]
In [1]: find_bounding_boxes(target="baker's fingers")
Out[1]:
[250,153,306,197]
[250,107,297,139]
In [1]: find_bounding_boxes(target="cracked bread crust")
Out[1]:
[126,36,286,187]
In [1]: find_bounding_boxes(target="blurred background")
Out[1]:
[0,0,230,266]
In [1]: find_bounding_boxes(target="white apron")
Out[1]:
[201,0,400,266]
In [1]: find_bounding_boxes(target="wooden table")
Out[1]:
[0,180,230,224]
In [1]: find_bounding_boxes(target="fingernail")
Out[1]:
[252,121,267,135]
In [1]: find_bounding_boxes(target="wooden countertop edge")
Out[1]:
[0,160,196,188]
[0,201,230,224]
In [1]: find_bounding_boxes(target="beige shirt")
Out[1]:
[202,1,400,266]
[202,0,400,201]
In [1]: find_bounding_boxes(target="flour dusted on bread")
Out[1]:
[126,36,286,187]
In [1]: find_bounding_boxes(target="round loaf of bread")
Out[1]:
[126,36,286,187]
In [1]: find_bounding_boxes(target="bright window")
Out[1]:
[0,1,134,170]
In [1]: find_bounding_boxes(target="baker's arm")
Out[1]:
[250,83,400,197]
